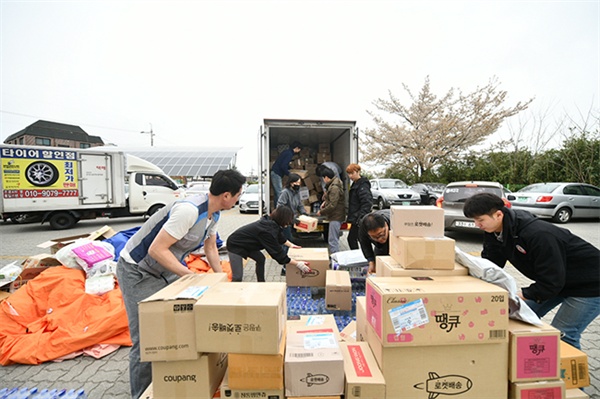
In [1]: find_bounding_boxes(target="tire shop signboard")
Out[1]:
[1,147,79,199]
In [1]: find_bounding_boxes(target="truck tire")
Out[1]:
[147,204,164,217]
[25,161,59,187]
[49,212,78,230]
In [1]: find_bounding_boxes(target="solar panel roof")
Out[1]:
[99,146,241,178]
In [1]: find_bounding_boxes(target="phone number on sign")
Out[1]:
[3,189,79,199]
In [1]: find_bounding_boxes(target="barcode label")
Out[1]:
[489,329,506,339]
[290,352,313,358]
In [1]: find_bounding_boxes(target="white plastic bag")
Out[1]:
[0,261,23,287]
[56,239,115,278]
[455,247,543,326]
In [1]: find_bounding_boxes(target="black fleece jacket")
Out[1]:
[226,215,291,265]
[347,177,372,224]
[482,207,600,302]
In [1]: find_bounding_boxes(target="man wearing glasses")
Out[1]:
[358,209,391,275]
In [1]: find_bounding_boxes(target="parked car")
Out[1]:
[436,181,511,232]
[370,178,421,209]
[410,183,446,205]
[185,181,211,197]
[238,184,264,213]
[508,182,600,223]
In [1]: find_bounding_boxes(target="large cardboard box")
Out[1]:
[298,314,341,341]
[389,235,455,269]
[366,276,509,347]
[287,247,330,287]
[227,334,285,390]
[508,319,561,382]
[340,342,386,399]
[377,255,468,277]
[560,341,590,389]
[356,295,366,342]
[284,319,345,397]
[325,270,352,311]
[37,225,116,253]
[366,323,508,399]
[509,380,565,399]
[219,369,284,399]
[151,352,227,399]
[295,215,319,232]
[139,273,227,362]
[140,383,153,399]
[194,282,287,355]
[390,205,445,237]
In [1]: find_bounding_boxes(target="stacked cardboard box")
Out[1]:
[507,319,565,398]
[138,273,229,399]
[388,205,455,270]
[285,314,344,397]
[560,341,590,390]
[365,275,510,398]
[286,247,330,287]
[194,281,287,398]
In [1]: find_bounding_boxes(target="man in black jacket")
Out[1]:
[358,209,391,275]
[463,193,600,349]
[346,163,372,250]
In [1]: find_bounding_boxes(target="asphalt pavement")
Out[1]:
[0,209,598,398]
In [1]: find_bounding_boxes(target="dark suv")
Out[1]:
[436,181,511,232]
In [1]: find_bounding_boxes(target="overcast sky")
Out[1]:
[1,0,598,175]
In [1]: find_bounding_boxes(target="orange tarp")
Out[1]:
[0,266,131,366]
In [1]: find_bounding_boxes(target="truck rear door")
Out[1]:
[80,153,113,205]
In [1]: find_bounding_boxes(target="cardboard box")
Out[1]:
[356,296,366,342]
[340,342,386,399]
[37,225,116,253]
[366,276,509,347]
[390,205,445,237]
[389,235,455,269]
[227,334,285,390]
[194,282,287,355]
[286,247,330,287]
[325,270,352,311]
[340,320,357,343]
[377,256,468,277]
[140,383,153,399]
[299,186,310,200]
[565,388,590,399]
[139,273,227,362]
[2,254,63,293]
[510,380,565,399]
[508,319,561,382]
[294,215,319,232]
[366,323,508,399]
[151,352,227,399]
[289,169,309,179]
[284,319,344,397]
[219,369,284,399]
[560,341,590,389]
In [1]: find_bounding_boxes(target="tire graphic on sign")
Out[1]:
[25,161,59,187]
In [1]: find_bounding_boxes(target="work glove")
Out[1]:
[295,261,311,274]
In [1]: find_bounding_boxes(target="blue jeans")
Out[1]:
[328,220,342,255]
[270,171,283,209]
[525,295,600,349]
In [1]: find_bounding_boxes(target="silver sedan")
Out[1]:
[508,182,600,223]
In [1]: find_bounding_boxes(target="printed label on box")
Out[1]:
[388,298,429,334]
[304,332,338,350]
[516,335,559,379]
[347,344,373,378]
[177,285,209,299]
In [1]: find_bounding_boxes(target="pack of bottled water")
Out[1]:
[0,388,87,399]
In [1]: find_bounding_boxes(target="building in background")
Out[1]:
[3,120,104,148]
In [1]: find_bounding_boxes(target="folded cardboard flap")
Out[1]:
[37,225,117,253]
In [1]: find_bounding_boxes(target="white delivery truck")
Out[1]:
[0,144,185,229]
[259,119,359,239]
